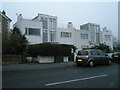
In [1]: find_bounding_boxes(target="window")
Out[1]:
[90,51,94,55]
[49,18,56,30]
[41,17,48,29]
[43,30,48,42]
[96,26,99,33]
[77,51,88,55]
[81,34,88,39]
[92,50,99,55]
[98,50,106,56]
[50,31,56,42]
[25,28,40,36]
[61,32,72,38]
[49,18,53,30]
[80,25,88,30]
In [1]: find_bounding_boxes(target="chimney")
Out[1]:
[67,22,73,28]
[17,14,23,20]
[2,10,6,15]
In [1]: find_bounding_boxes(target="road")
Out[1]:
[2,63,120,88]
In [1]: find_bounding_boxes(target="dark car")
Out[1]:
[76,49,112,67]
[112,50,120,63]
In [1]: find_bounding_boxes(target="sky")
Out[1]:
[1,2,118,38]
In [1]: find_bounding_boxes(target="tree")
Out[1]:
[90,44,112,53]
[3,27,29,55]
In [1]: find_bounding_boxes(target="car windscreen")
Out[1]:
[77,51,88,55]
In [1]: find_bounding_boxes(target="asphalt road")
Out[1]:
[2,63,120,88]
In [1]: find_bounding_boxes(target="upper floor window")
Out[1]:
[49,18,57,30]
[81,34,88,39]
[41,17,48,29]
[25,28,40,36]
[61,32,72,38]
[80,24,88,30]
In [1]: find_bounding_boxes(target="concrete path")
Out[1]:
[2,62,76,71]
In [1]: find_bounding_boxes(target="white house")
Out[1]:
[100,27,113,50]
[75,29,90,50]
[13,13,57,44]
[80,23,101,45]
[56,22,75,45]
[56,22,90,50]
[13,13,113,51]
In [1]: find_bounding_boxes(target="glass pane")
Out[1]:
[29,28,40,35]
[78,51,88,55]
[43,30,48,42]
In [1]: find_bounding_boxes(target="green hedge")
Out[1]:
[90,43,112,53]
[28,43,76,57]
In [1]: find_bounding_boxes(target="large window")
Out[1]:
[41,17,48,29]
[81,34,88,39]
[80,24,88,30]
[50,31,56,42]
[25,28,40,36]
[49,18,57,30]
[61,32,72,38]
[43,30,48,42]
[95,26,100,33]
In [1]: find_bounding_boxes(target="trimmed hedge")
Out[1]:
[28,43,76,57]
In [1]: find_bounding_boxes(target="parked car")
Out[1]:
[76,49,112,67]
[112,50,120,63]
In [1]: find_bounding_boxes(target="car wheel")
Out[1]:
[89,61,94,67]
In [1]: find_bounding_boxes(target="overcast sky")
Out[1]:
[1,2,118,38]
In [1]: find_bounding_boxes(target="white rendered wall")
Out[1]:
[56,27,75,45]
[56,28,90,50]
[75,29,90,50]
[102,30,113,50]
[14,19,43,44]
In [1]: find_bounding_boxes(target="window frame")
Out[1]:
[81,33,88,39]
[25,28,41,36]
[61,32,72,38]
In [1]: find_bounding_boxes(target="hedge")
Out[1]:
[27,43,76,57]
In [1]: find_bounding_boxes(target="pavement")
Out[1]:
[2,61,76,71]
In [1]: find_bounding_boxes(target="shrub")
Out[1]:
[28,43,76,57]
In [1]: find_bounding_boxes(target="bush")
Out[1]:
[28,43,76,57]
[90,44,112,53]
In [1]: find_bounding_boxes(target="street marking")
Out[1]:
[45,74,108,86]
